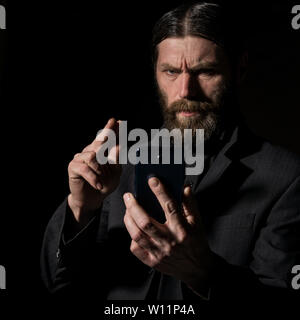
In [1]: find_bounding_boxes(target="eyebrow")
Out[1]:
[159,62,220,72]
[159,63,181,72]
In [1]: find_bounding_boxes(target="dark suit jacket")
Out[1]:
[40,125,300,303]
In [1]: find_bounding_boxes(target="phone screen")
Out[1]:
[134,145,185,223]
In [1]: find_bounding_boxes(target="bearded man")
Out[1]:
[41,2,300,303]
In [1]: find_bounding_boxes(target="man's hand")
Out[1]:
[68,118,122,227]
[123,177,214,295]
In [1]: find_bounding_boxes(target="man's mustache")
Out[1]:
[167,99,214,114]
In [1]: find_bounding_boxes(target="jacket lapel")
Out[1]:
[195,126,238,194]
[193,124,261,223]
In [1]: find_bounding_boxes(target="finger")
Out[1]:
[148,177,186,228]
[182,186,202,226]
[124,207,176,255]
[83,118,118,152]
[107,118,120,137]
[130,241,159,268]
[124,212,160,255]
[96,117,118,139]
[95,120,121,165]
[73,151,101,175]
[95,118,119,143]
[107,143,120,165]
[68,161,103,190]
[123,193,174,244]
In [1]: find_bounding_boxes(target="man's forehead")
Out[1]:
[157,36,226,67]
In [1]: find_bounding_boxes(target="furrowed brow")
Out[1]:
[189,62,219,72]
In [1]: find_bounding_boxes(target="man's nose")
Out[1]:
[178,72,198,99]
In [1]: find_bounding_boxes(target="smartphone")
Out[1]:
[134,144,185,223]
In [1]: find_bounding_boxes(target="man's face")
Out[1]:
[155,36,234,140]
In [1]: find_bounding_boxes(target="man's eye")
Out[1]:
[165,70,177,76]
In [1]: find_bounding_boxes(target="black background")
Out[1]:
[1,0,300,304]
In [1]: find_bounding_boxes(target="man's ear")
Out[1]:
[236,50,248,85]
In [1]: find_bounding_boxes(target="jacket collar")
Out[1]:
[195,122,262,195]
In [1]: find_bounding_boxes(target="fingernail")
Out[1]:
[149,177,159,187]
[123,193,131,202]
[183,185,191,195]
[97,182,102,190]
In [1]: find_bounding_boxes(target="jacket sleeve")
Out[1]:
[40,197,110,296]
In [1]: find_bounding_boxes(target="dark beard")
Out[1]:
[158,82,236,141]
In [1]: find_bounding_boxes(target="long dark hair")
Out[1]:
[152,2,245,67]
